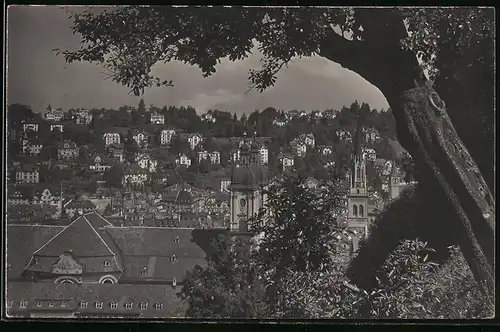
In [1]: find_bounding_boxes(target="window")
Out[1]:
[104,260,111,267]
[359,205,364,217]
[125,302,133,310]
[172,278,177,287]
[80,301,88,309]
[61,302,66,308]
[141,268,148,275]
[171,255,177,263]
[110,302,118,309]
[20,300,28,308]
[36,301,42,307]
[49,302,54,308]
[140,302,148,310]
[174,236,180,243]
[6,301,13,309]
[352,205,358,217]
[95,301,103,309]
[154,303,164,310]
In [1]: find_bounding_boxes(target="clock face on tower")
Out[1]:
[392,178,399,184]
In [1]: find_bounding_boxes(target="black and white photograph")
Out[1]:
[4,5,495,320]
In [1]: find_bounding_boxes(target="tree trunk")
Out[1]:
[321,9,495,304]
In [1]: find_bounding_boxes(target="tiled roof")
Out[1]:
[104,227,206,258]
[6,282,187,318]
[19,164,38,172]
[6,225,65,278]
[31,215,119,259]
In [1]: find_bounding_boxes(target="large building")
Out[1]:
[229,137,270,233]
[6,212,222,318]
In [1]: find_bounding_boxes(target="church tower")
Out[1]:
[388,161,401,200]
[229,133,269,233]
[347,113,369,244]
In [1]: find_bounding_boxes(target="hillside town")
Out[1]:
[6,100,416,318]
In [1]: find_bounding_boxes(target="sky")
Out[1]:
[7,5,389,116]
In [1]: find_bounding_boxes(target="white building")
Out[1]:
[132,131,148,148]
[150,112,165,125]
[318,145,333,156]
[123,164,149,185]
[50,124,64,132]
[300,133,315,147]
[280,155,295,169]
[160,129,176,145]
[198,150,209,163]
[209,151,221,164]
[291,140,307,157]
[44,108,64,122]
[187,134,203,150]
[259,146,269,165]
[176,154,192,167]
[75,109,93,125]
[272,119,287,127]
[103,133,121,146]
[136,155,158,173]
[22,122,39,132]
[363,148,377,162]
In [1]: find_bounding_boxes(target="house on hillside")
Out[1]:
[209,151,220,164]
[201,112,216,123]
[22,137,43,156]
[123,164,149,185]
[323,109,338,119]
[290,139,307,157]
[336,130,353,142]
[57,141,80,160]
[89,155,114,173]
[279,153,295,169]
[259,145,269,165]
[75,108,93,125]
[150,112,165,125]
[364,127,381,143]
[7,185,35,206]
[317,145,333,156]
[44,108,65,122]
[198,150,208,163]
[103,132,121,146]
[15,164,39,184]
[49,123,65,132]
[187,133,203,150]
[363,148,377,162]
[160,129,176,145]
[21,119,40,133]
[132,129,149,148]
[272,119,286,127]
[135,153,158,173]
[176,154,192,168]
[106,143,124,162]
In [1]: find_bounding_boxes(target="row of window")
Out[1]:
[7,300,164,311]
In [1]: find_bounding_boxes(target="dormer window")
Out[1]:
[104,260,111,267]
[125,302,133,310]
[154,303,163,310]
[80,301,88,309]
[61,301,67,308]
[141,267,148,275]
[95,301,103,310]
[171,255,177,263]
[140,302,148,310]
[110,301,118,309]
[36,301,42,307]
[20,300,27,308]
[6,301,13,309]
[48,302,54,308]
[172,278,177,287]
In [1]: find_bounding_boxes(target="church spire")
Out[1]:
[353,108,363,161]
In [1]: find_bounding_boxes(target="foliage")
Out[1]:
[103,162,124,187]
[179,234,267,318]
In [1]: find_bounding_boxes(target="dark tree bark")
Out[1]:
[320,9,494,302]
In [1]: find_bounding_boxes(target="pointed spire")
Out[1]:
[353,109,362,160]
